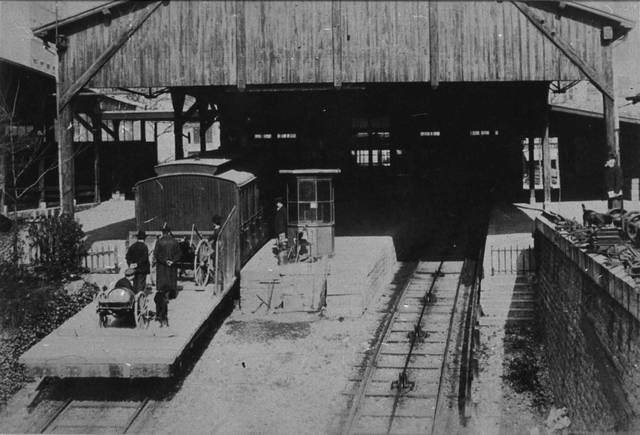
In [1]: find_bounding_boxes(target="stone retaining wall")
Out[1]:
[534,217,640,431]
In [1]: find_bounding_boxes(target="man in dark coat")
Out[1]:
[114,268,136,291]
[153,224,181,299]
[126,230,150,294]
[605,152,623,209]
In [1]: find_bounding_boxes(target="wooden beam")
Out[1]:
[90,113,102,203]
[511,1,614,100]
[171,90,185,160]
[528,138,535,205]
[58,1,162,112]
[235,0,246,91]
[198,97,208,153]
[57,104,75,214]
[602,42,619,159]
[542,114,551,209]
[429,0,439,89]
[73,114,93,133]
[331,1,342,89]
[100,121,116,140]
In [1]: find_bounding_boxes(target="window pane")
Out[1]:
[317,180,331,201]
[318,202,332,223]
[299,203,317,221]
[371,150,379,165]
[299,180,315,201]
[356,149,369,166]
[381,149,391,167]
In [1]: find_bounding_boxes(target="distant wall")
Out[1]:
[534,217,640,431]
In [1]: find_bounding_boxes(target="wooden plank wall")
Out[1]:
[61,1,610,91]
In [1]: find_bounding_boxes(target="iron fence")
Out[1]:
[490,245,536,276]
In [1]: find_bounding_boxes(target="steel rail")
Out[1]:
[385,259,445,435]
[341,261,420,435]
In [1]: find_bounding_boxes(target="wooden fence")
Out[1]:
[489,245,536,276]
[81,244,121,274]
[21,242,121,274]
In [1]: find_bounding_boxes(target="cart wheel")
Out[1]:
[134,293,150,329]
[98,312,108,328]
[194,239,212,287]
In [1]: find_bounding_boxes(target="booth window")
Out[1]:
[287,177,334,224]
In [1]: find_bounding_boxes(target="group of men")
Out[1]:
[115,217,223,327]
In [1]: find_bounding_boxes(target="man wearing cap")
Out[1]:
[153,224,181,299]
[605,152,623,210]
[126,230,150,294]
[115,268,136,292]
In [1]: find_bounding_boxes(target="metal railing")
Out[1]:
[490,245,535,276]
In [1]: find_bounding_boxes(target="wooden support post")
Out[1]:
[90,112,102,203]
[602,42,619,159]
[198,97,208,154]
[0,143,5,212]
[170,90,185,160]
[57,103,75,214]
[429,0,439,89]
[331,0,342,89]
[38,157,46,205]
[528,137,535,205]
[140,120,146,142]
[542,116,551,209]
[235,0,246,91]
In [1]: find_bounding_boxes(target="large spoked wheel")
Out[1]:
[194,239,213,287]
[134,293,150,329]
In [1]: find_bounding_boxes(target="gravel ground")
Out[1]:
[142,308,385,435]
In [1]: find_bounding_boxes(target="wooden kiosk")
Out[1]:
[278,169,341,259]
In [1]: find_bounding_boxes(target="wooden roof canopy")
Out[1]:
[32,1,634,105]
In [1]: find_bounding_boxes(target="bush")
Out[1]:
[0,281,98,406]
[27,214,87,281]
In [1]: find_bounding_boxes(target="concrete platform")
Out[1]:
[19,281,234,378]
[240,236,397,317]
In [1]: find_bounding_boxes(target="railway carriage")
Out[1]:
[133,158,269,291]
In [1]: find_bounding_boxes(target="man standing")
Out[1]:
[605,152,623,210]
[153,224,181,299]
[126,230,150,294]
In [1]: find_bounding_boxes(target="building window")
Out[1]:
[277,133,297,139]
[420,131,441,137]
[356,149,369,166]
[253,133,272,139]
[381,149,391,167]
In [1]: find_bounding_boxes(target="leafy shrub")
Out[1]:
[0,281,98,406]
[27,214,87,281]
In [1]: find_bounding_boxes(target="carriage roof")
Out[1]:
[215,169,256,187]
[154,158,232,176]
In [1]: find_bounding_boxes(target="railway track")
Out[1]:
[341,256,467,435]
[39,397,153,434]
